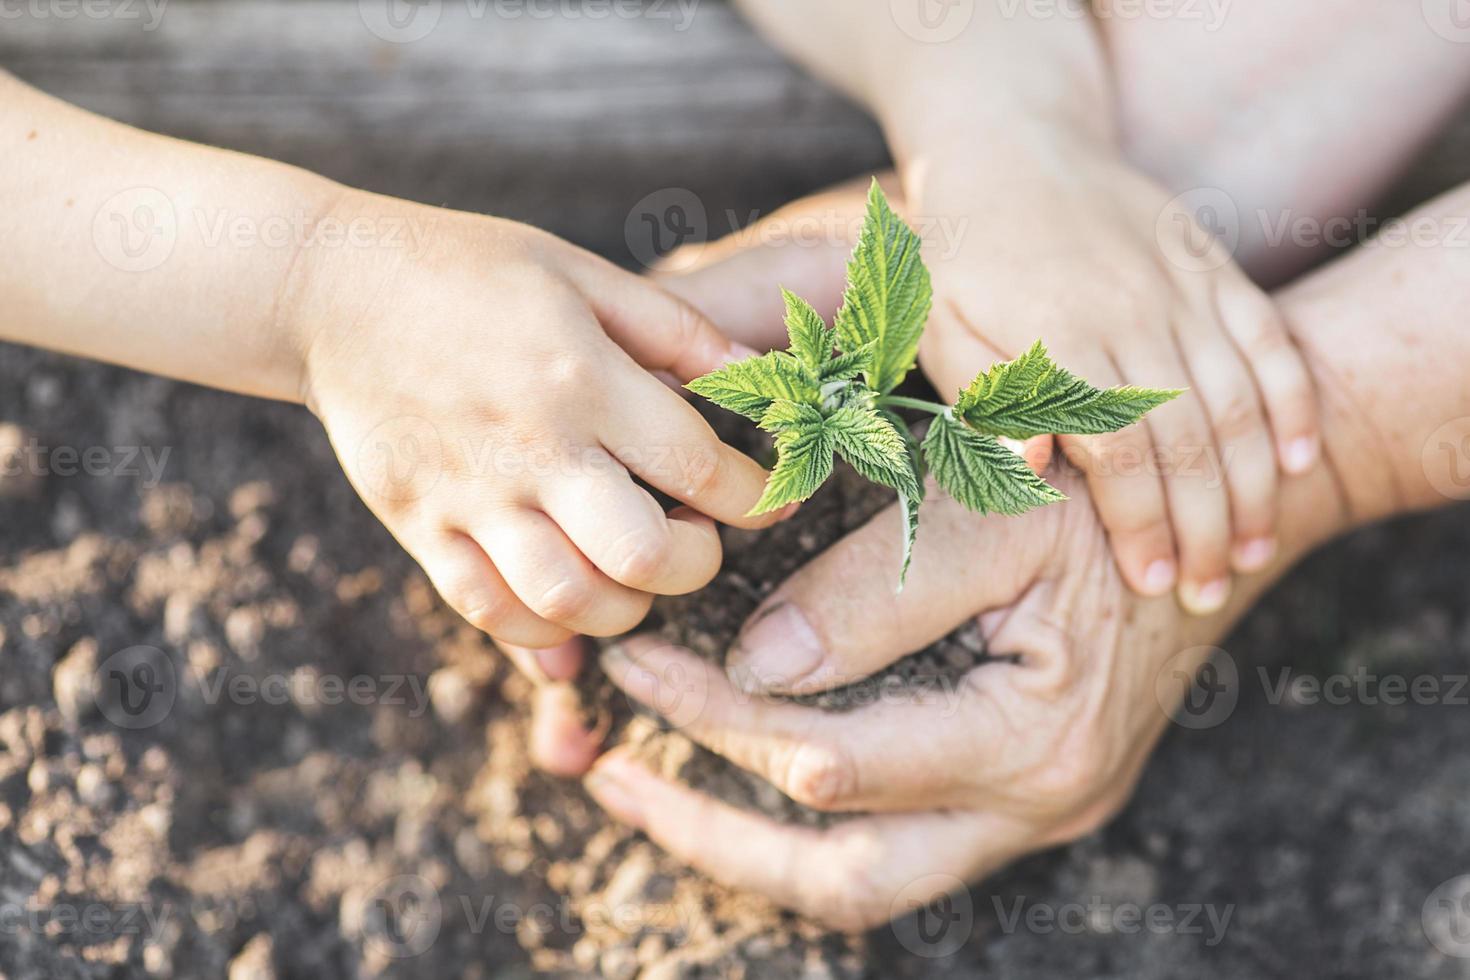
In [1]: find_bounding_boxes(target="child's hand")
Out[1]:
[292,192,779,647]
[909,135,1320,614]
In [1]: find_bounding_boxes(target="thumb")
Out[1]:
[650,174,902,353]
[726,488,1062,696]
[571,259,759,383]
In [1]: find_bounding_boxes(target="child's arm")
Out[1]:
[1,71,778,647]
[732,0,1320,615]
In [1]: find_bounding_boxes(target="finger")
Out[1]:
[584,747,1030,932]
[724,485,1059,695]
[531,681,604,778]
[538,457,723,594]
[1132,342,1234,614]
[601,636,975,812]
[495,636,587,683]
[569,258,758,383]
[417,530,571,649]
[1039,350,1179,599]
[1172,306,1281,574]
[1215,282,1321,475]
[600,369,780,530]
[654,174,898,351]
[477,510,654,637]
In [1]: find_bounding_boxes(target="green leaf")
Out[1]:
[956,340,1183,439]
[819,340,877,383]
[922,414,1067,516]
[687,351,819,422]
[827,406,919,500]
[782,288,835,377]
[879,409,926,590]
[758,399,823,433]
[750,421,835,515]
[834,180,932,394]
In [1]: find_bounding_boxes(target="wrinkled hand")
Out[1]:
[586,465,1233,929]
[908,133,1320,615]
[576,176,1452,929]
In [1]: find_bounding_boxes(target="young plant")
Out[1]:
[688,180,1182,588]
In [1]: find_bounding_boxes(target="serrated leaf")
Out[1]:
[819,340,878,383]
[758,399,823,433]
[749,422,835,515]
[687,351,819,422]
[834,180,932,393]
[827,406,919,500]
[782,288,835,377]
[956,340,1183,439]
[922,414,1067,516]
[878,409,926,590]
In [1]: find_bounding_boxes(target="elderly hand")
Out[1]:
[581,177,1470,929]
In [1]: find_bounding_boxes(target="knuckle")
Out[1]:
[679,442,724,500]
[590,592,656,638]
[610,527,673,587]
[1212,395,1260,443]
[542,356,596,399]
[532,576,597,624]
[808,862,890,932]
[1032,734,1110,807]
[455,589,518,636]
[780,741,858,812]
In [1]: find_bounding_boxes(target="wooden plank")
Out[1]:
[0,0,889,263]
[0,0,1466,264]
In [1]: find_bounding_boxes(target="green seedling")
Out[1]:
[689,180,1182,588]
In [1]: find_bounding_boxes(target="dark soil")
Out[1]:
[5,338,1470,980]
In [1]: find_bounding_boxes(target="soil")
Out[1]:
[4,344,1470,980]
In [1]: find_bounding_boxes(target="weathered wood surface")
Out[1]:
[4,0,1468,267]
[0,0,890,263]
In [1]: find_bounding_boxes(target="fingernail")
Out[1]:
[1231,537,1277,573]
[585,761,645,825]
[727,603,825,694]
[1179,578,1231,616]
[1142,559,1178,595]
[775,502,801,522]
[1282,435,1320,475]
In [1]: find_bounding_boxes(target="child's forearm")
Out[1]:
[0,71,340,403]
[732,0,1113,172]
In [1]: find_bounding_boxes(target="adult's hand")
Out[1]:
[583,178,1470,928]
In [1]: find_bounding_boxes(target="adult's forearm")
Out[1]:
[1193,182,1470,642]
[1099,1,1470,283]
[0,72,339,402]
[732,0,1112,167]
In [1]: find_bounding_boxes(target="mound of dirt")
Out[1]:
[4,348,1470,980]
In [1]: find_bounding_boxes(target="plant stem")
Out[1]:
[878,395,951,415]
